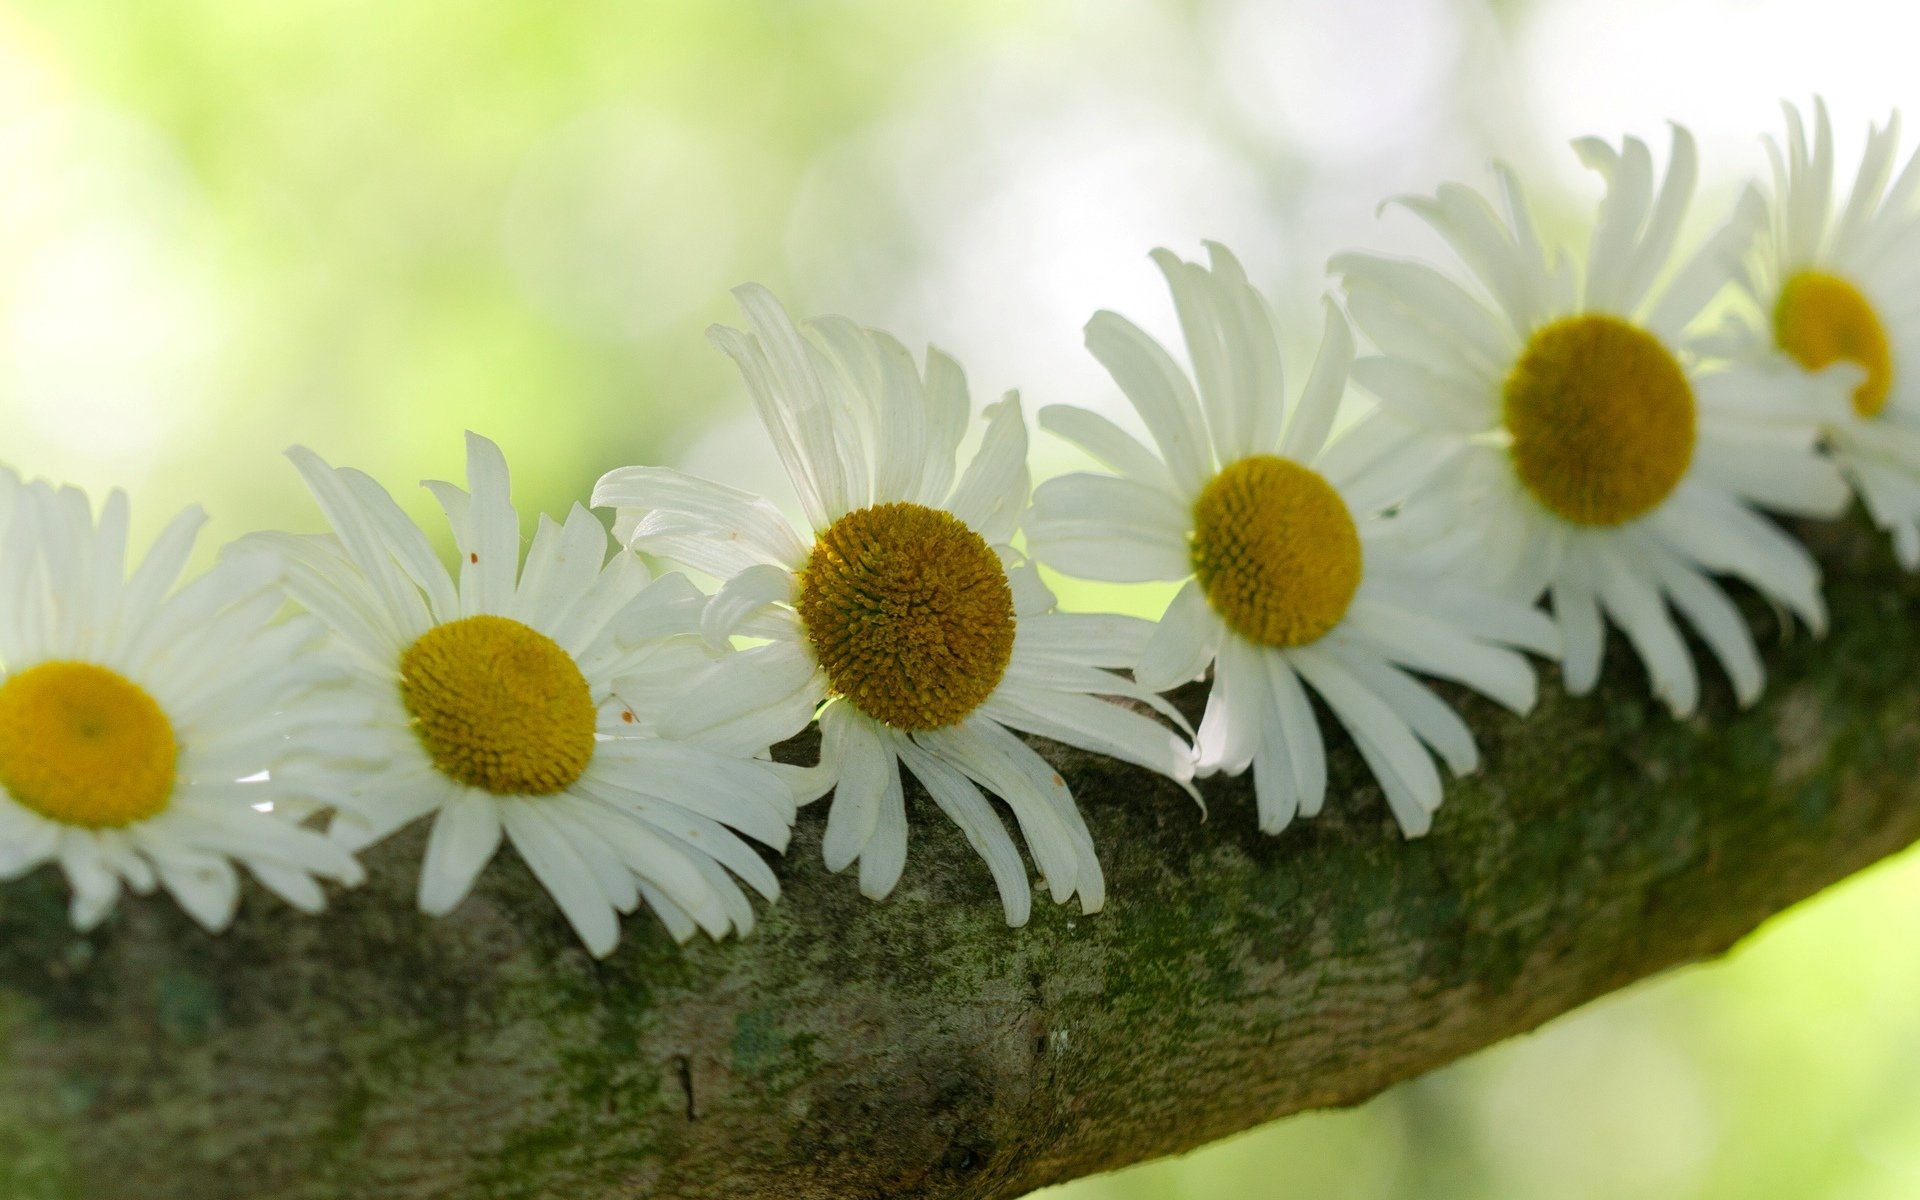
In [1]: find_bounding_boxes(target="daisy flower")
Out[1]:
[593,285,1195,927]
[1723,99,1920,566]
[246,432,797,956]
[0,470,364,931]
[1332,125,1849,717]
[1025,244,1558,837]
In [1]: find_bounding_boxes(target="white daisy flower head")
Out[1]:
[0,471,366,932]
[1332,124,1849,719]
[246,432,798,957]
[593,285,1196,928]
[1025,243,1559,838]
[1723,98,1920,567]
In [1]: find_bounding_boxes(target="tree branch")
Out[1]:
[3,516,1917,1200]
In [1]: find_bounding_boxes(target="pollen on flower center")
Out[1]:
[1774,270,1894,418]
[796,501,1016,732]
[400,614,597,795]
[0,661,178,828]
[1502,314,1696,526]
[1190,455,1362,648]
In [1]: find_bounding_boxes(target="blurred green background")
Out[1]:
[2,0,1917,1195]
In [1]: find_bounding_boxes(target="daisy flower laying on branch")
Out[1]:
[0,469,364,931]
[594,285,1196,928]
[1026,243,1558,837]
[1722,98,1920,567]
[243,433,799,957]
[1334,124,1849,718]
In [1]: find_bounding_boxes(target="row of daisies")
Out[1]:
[0,102,1910,956]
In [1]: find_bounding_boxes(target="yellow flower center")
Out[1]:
[399,615,597,795]
[1502,314,1696,526]
[796,501,1016,732]
[1774,270,1893,418]
[1190,455,1362,648]
[0,662,177,828]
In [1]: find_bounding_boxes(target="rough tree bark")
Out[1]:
[1,515,1917,1200]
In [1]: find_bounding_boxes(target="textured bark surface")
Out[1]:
[2,515,1918,1200]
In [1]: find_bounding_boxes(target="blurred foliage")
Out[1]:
[0,0,1027,544]
[0,1,1914,1197]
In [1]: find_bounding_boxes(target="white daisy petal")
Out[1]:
[1267,654,1327,819]
[657,640,824,753]
[1647,546,1765,708]
[1330,251,1514,367]
[700,563,795,649]
[1084,310,1214,492]
[612,571,710,648]
[1393,182,1539,330]
[118,503,207,636]
[150,848,241,934]
[1027,473,1191,539]
[592,465,810,572]
[979,688,1192,793]
[1693,427,1849,518]
[973,720,1106,915]
[1652,487,1826,632]
[546,552,650,658]
[922,721,1100,913]
[1001,550,1058,618]
[716,284,848,526]
[1591,539,1699,717]
[1249,717,1299,835]
[1037,403,1180,494]
[416,793,505,917]
[912,347,972,504]
[1618,125,1698,316]
[1195,635,1265,776]
[0,808,59,880]
[637,881,699,944]
[1153,246,1250,460]
[1342,654,1478,775]
[1349,356,1490,433]
[286,448,434,639]
[682,847,758,937]
[819,704,890,873]
[945,394,1031,544]
[1316,412,1464,509]
[1290,645,1444,836]
[512,505,613,627]
[1551,561,1608,697]
[592,740,796,851]
[245,861,326,914]
[1575,132,1655,314]
[57,832,120,929]
[856,744,911,902]
[1349,732,1437,839]
[553,798,733,937]
[499,802,620,958]
[1342,598,1540,715]
[1013,611,1158,671]
[1135,579,1224,692]
[1648,185,1765,340]
[548,796,642,915]
[1280,301,1355,463]
[1021,519,1191,584]
[894,736,1031,927]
